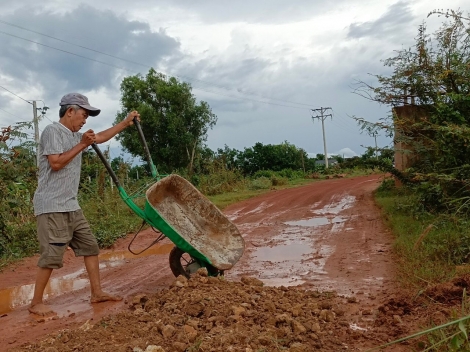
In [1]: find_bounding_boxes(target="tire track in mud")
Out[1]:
[225,174,397,301]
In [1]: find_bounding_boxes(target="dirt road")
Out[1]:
[0,174,397,350]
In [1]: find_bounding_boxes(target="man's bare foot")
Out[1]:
[90,292,123,303]
[28,303,56,316]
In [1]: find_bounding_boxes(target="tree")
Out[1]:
[114,68,217,174]
[354,10,470,212]
[237,141,308,175]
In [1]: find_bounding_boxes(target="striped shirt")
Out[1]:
[33,122,83,216]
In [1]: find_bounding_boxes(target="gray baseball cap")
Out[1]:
[59,93,101,116]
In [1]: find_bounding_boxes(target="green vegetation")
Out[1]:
[365,9,470,351]
[376,182,461,287]
[356,9,470,214]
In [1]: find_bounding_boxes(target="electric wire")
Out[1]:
[0,85,33,105]
[1,30,312,111]
[0,107,24,119]
[0,21,314,108]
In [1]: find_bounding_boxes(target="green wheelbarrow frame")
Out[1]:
[91,120,244,275]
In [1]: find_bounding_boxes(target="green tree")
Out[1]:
[114,68,217,174]
[237,141,308,175]
[354,10,470,212]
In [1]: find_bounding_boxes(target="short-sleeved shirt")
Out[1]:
[33,122,83,216]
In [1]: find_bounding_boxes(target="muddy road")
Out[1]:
[0,174,397,350]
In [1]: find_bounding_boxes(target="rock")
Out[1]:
[291,320,307,334]
[183,324,198,342]
[173,342,187,352]
[132,294,149,307]
[311,322,321,333]
[320,310,336,322]
[171,275,188,288]
[162,325,175,338]
[145,346,165,352]
[185,319,199,329]
[393,315,403,324]
[276,314,291,323]
[133,348,144,352]
[138,313,153,322]
[232,305,246,316]
[79,320,93,331]
[196,267,208,277]
[241,276,264,287]
[289,342,307,352]
[256,334,272,346]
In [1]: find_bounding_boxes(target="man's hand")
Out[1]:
[81,129,96,147]
[124,111,140,127]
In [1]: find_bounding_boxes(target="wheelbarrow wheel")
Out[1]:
[169,247,223,278]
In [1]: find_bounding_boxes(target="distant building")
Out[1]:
[314,159,338,166]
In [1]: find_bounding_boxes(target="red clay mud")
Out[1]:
[0,174,457,351]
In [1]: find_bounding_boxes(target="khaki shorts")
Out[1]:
[36,210,99,269]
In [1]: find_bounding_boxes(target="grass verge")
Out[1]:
[374,180,470,290]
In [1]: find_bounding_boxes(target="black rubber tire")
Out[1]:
[169,247,193,278]
[168,246,223,278]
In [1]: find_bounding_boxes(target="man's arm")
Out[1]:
[47,130,95,171]
[95,111,140,144]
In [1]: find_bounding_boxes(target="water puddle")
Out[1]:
[0,270,89,315]
[99,243,173,261]
[314,195,356,215]
[254,243,310,262]
[261,277,306,287]
[0,243,173,315]
[285,216,346,227]
[285,217,330,227]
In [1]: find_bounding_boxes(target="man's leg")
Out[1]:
[83,255,122,303]
[29,267,54,315]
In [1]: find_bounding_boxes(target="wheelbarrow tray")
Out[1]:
[144,174,244,270]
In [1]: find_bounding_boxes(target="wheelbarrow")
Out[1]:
[91,120,245,278]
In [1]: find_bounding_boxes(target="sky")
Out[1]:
[0,1,467,163]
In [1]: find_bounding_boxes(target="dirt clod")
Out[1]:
[13,276,392,352]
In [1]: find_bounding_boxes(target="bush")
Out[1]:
[249,177,271,190]
[271,176,288,186]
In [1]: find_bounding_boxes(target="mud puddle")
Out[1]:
[228,186,393,298]
[0,243,173,315]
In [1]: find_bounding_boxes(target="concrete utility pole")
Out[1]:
[373,132,378,160]
[311,107,332,168]
[32,101,40,167]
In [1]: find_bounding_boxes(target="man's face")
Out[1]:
[69,107,89,132]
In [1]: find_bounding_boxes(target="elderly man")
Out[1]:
[30,93,139,316]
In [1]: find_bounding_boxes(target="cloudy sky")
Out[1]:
[0,1,467,162]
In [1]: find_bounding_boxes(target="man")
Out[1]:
[29,93,139,316]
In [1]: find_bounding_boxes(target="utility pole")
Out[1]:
[311,107,332,168]
[373,132,378,160]
[32,101,40,167]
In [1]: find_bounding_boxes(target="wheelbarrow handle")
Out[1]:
[133,117,158,178]
[91,143,122,189]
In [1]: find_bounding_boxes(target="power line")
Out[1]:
[0,107,25,119]
[0,85,33,105]
[1,30,311,111]
[0,21,314,108]
[0,30,134,73]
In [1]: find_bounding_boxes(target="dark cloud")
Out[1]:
[0,5,181,102]
[347,1,415,40]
